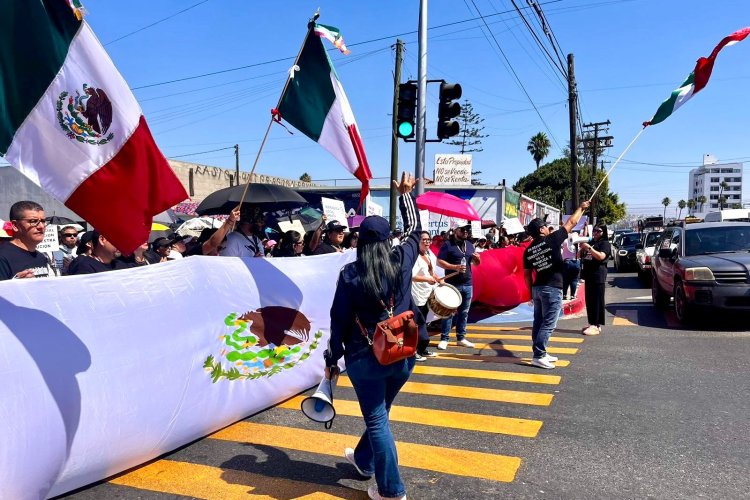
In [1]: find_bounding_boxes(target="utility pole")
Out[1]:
[415,0,428,195]
[567,54,579,209]
[389,40,405,229]
[581,120,613,222]
[234,144,240,186]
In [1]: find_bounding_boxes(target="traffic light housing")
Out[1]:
[437,82,462,140]
[396,82,417,139]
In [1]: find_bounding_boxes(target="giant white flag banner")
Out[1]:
[0,252,354,498]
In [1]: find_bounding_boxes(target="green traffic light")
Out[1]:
[398,121,414,138]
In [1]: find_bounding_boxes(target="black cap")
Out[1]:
[326,220,347,232]
[358,216,391,244]
[152,237,171,248]
[526,218,545,237]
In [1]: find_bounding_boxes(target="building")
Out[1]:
[688,154,743,212]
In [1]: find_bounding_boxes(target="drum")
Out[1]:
[427,283,462,318]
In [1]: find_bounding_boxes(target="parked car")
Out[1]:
[651,222,750,323]
[635,230,663,283]
[612,232,640,272]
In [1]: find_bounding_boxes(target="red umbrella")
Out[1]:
[416,192,480,221]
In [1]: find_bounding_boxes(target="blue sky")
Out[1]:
[4,0,750,217]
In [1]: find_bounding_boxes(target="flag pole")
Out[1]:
[589,126,646,200]
[237,10,319,212]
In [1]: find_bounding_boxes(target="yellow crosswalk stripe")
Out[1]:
[210,422,521,482]
[110,459,354,499]
[465,325,524,331]
[433,341,579,355]
[463,333,584,344]
[612,309,638,326]
[279,396,543,438]
[337,376,553,406]
[433,353,571,367]
[411,365,560,384]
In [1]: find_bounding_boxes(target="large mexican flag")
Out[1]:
[0,0,187,253]
[277,25,372,200]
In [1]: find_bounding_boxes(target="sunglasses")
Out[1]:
[62,233,78,237]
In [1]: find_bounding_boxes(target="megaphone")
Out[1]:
[569,234,592,245]
[301,373,338,429]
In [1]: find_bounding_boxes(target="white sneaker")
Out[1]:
[530,357,555,369]
[457,338,475,348]
[542,353,558,362]
[344,447,372,478]
[582,325,600,336]
[437,340,448,350]
[368,483,406,500]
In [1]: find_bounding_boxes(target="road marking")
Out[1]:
[110,459,353,499]
[464,333,584,344]
[411,365,561,384]
[612,309,638,326]
[279,396,543,438]
[210,422,522,482]
[466,343,579,355]
[465,325,523,331]
[337,376,553,405]
[433,353,571,367]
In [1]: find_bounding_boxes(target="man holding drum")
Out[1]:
[436,222,481,350]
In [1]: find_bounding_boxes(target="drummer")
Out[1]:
[436,222,481,350]
[411,231,443,361]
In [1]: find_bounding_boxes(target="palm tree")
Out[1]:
[697,195,707,212]
[718,181,729,210]
[661,197,671,224]
[718,196,727,210]
[527,132,551,169]
[687,198,696,215]
[677,199,686,220]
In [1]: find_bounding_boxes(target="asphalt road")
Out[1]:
[59,266,750,500]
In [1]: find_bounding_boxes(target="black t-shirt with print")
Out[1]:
[523,227,568,289]
[581,239,612,283]
[0,242,52,280]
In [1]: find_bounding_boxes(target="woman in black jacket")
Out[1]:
[324,173,420,500]
[580,224,612,335]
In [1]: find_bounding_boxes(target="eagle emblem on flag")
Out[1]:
[56,83,114,145]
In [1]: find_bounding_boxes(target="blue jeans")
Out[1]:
[563,259,581,298]
[531,286,562,358]
[346,352,415,498]
[440,284,473,341]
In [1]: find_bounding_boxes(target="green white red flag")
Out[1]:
[644,27,750,127]
[0,0,187,253]
[276,24,372,200]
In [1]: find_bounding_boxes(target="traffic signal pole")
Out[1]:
[415,0,428,196]
[390,40,405,229]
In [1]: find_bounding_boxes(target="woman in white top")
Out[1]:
[411,231,443,361]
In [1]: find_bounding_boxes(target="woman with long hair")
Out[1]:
[579,224,612,335]
[273,230,304,257]
[325,172,420,500]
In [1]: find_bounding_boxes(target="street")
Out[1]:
[60,266,750,499]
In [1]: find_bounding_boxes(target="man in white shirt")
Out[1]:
[220,210,265,258]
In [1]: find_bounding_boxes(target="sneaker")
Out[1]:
[344,448,372,479]
[582,325,600,336]
[530,357,555,369]
[414,352,427,362]
[437,340,448,350]
[420,349,438,358]
[368,483,406,500]
[542,353,558,362]
[457,338,475,348]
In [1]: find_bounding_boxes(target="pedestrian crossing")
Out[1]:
[80,326,589,499]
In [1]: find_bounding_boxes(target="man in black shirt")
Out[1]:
[313,220,347,254]
[0,201,53,280]
[523,200,589,369]
[68,230,126,274]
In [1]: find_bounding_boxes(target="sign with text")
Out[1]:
[433,154,472,185]
[471,220,483,236]
[278,220,307,235]
[321,197,349,230]
[36,224,60,252]
[366,196,383,216]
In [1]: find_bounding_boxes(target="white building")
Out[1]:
[688,155,743,212]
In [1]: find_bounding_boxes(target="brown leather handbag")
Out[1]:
[356,297,419,365]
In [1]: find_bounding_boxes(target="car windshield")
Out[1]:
[685,226,750,255]
[620,234,640,246]
[644,232,662,247]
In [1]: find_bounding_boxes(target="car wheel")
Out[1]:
[652,274,669,309]
[673,281,692,323]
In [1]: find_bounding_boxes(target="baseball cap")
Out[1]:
[358,216,391,244]
[526,218,545,237]
[326,220,347,232]
[152,237,171,248]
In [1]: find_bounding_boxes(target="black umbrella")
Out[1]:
[45,215,79,225]
[196,183,308,216]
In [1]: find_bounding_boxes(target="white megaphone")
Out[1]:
[565,234,591,252]
[301,372,338,429]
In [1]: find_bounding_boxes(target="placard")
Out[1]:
[419,210,430,231]
[502,217,525,235]
[470,220,483,236]
[320,197,349,230]
[278,220,307,235]
[36,224,60,252]
[433,154,472,185]
[366,196,383,216]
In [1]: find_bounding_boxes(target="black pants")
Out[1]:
[417,303,431,354]
[584,280,606,326]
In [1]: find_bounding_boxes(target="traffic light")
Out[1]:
[396,82,417,139]
[437,82,462,140]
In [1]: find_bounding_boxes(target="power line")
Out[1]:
[508,0,567,79]
[104,1,210,46]
[167,146,234,159]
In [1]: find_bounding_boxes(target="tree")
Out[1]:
[731,203,743,209]
[697,195,707,212]
[661,197,671,223]
[718,180,729,209]
[718,196,727,210]
[445,100,488,185]
[677,199,686,220]
[687,198,696,215]
[527,132,551,169]
[299,172,312,183]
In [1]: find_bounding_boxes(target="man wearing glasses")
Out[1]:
[0,201,54,280]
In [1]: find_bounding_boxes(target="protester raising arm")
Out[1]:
[203,206,239,255]
[392,172,421,270]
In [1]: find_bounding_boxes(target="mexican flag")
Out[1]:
[277,25,372,200]
[0,0,187,253]
[644,26,750,127]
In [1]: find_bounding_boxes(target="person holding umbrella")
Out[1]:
[220,207,265,258]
